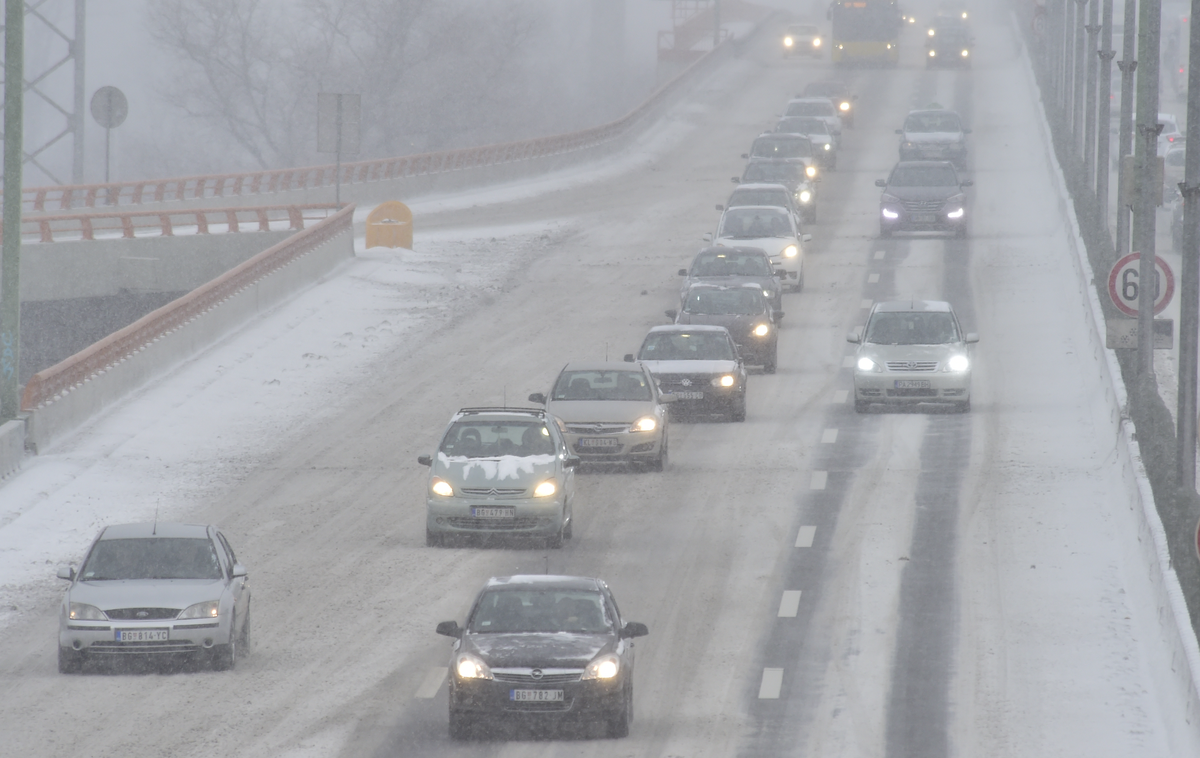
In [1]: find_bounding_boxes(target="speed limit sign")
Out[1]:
[1108,252,1175,317]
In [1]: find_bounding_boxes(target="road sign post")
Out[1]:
[317,93,361,207]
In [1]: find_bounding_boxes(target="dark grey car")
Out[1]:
[668,283,781,373]
[897,109,970,165]
[876,161,972,237]
[678,246,783,311]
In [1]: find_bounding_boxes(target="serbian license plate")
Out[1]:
[674,391,704,400]
[911,213,937,223]
[472,507,515,518]
[894,380,931,389]
[116,628,168,642]
[511,689,565,702]
[578,437,619,448]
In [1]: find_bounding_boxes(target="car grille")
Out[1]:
[655,374,712,389]
[506,699,575,712]
[88,640,199,655]
[565,423,628,435]
[445,517,540,531]
[887,388,938,397]
[460,487,527,497]
[105,608,181,620]
[885,361,939,372]
[901,200,944,213]
[493,668,584,684]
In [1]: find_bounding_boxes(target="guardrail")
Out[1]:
[20,205,355,412]
[3,203,341,244]
[11,36,730,214]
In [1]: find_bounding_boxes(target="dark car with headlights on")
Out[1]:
[782,23,823,57]
[720,182,806,231]
[800,81,857,128]
[776,116,837,168]
[57,522,250,673]
[896,108,970,165]
[876,161,972,237]
[925,19,972,68]
[736,161,818,223]
[678,246,783,311]
[437,575,649,739]
[668,283,781,373]
[626,324,748,421]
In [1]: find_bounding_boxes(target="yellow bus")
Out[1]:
[830,0,902,66]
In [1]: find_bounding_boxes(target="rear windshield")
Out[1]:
[552,370,652,402]
[639,330,737,360]
[690,251,773,277]
[682,288,767,316]
[904,112,962,132]
[440,421,554,458]
[468,589,613,634]
[80,538,223,581]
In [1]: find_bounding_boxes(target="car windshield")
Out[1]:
[904,112,963,132]
[777,117,830,136]
[888,165,959,187]
[682,288,766,316]
[743,163,803,184]
[729,189,790,208]
[751,136,813,159]
[785,100,835,118]
[865,312,960,345]
[552,370,652,402]
[719,208,792,239]
[440,421,554,458]
[79,538,224,581]
[690,251,773,277]
[640,330,737,359]
[803,82,847,98]
[788,25,818,35]
[468,589,612,634]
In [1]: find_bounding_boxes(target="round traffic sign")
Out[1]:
[90,86,128,129]
[1107,252,1175,317]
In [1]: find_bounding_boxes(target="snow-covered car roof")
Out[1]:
[872,299,954,313]
[100,522,212,540]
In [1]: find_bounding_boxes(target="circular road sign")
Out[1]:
[90,86,128,130]
[1108,252,1175,317]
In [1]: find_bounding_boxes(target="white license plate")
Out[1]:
[472,507,515,518]
[578,438,618,448]
[674,391,704,400]
[911,213,937,223]
[116,628,169,642]
[511,689,565,702]
[894,380,931,389]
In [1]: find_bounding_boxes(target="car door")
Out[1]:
[216,531,249,626]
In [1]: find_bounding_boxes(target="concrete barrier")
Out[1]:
[0,419,23,479]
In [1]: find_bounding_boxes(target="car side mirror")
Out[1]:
[961,180,974,187]
[623,353,635,363]
[773,310,785,322]
[436,620,462,638]
[895,129,904,134]
[875,179,887,187]
[965,332,979,344]
[740,153,750,159]
[802,233,812,243]
[564,455,581,469]
[846,331,861,344]
[417,455,432,467]
[665,309,678,320]
[731,177,741,184]
[703,232,714,242]
[231,563,248,579]
[659,393,677,404]
[678,268,688,277]
[56,566,75,581]
[715,204,724,211]
[621,621,650,639]
[528,392,547,404]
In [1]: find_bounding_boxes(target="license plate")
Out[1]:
[578,438,618,448]
[894,380,931,389]
[912,213,937,223]
[116,628,168,642]
[674,391,704,400]
[472,507,515,518]
[511,689,565,702]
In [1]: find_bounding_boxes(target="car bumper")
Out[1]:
[427,497,565,537]
[562,429,662,462]
[880,209,966,233]
[450,673,627,720]
[59,616,233,658]
[769,255,802,279]
[898,145,967,162]
[854,372,971,403]
[658,386,744,415]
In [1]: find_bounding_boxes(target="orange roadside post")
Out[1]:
[365,201,413,249]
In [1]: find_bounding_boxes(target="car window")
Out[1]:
[904,112,963,132]
[682,288,767,316]
[786,100,835,118]
[215,532,236,575]
[691,251,772,277]
[776,117,829,135]
[639,331,738,360]
[730,189,791,209]
[440,421,555,458]
[79,538,224,581]
[889,165,960,187]
[720,208,792,239]
[865,312,960,345]
[467,589,613,634]
[552,370,653,402]
[744,163,803,184]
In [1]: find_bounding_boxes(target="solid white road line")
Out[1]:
[867,273,880,283]
[874,250,886,259]
[811,471,827,490]
[842,356,855,368]
[821,428,838,444]
[759,668,784,699]
[778,591,802,617]
[415,667,448,699]
[795,525,816,547]
[833,389,849,403]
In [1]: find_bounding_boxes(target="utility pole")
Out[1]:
[1,0,24,421]
[1133,0,1162,379]
[1084,3,1101,189]
[1177,0,1200,489]
[1115,0,1137,257]
[1097,0,1116,234]
[1074,0,1089,157]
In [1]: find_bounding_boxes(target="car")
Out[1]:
[896,108,970,165]
[735,162,818,222]
[1165,143,1186,204]
[720,182,806,231]
[529,362,674,471]
[708,205,809,289]
[783,97,843,145]
[847,300,978,412]
[775,116,837,168]
[800,81,857,128]
[925,19,972,67]
[783,23,824,57]
[876,160,972,237]
[626,324,749,421]
[678,245,784,310]
[436,575,649,739]
[667,283,781,373]
[56,522,251,673]
[418,407,578,548]
[743,132,822,180]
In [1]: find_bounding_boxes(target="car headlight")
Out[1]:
[631,417,657,433]
[805,165,818,178]
[947,354,970,371]
[784,36,794,46]
[947,207,964,219]
[533,480,557,497]
[798,189,813,203]
[928,28,936,36]
[882,208,899,219]
[455,653,494,680]
[901,141,915,149]
[839,101,850,112]
[582,654,621,680]
[929,49,937,57]
[857,356,878,371]
[431,478,454,497]
[753,323,771,337]
[813,38,822,47]
[179,600,221,620]
[713,374,737,387]
[823,142,831,150]
[962,49,969,57]
[68,602,107,621]
[783,244,798,258]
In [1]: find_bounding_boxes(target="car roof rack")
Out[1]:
[454,406,546,417]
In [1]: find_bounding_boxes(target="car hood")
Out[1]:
[465,632,612,668]
[859,342,964,364]
[883,185,961,202]
[677,313,764,336]
[903,131,964,144]
[546,400,656,423]
[69,578,226,612]
[715,236,794,256]
[435,453,557,485]
[641,359,739,375]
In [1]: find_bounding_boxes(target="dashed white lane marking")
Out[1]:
[874,250,886,259]
[778,591,803,618]
[759,668,784,699]
[860,298,873,308]
[867,273,880,283]
[415,667,447,699]
[833,389,849,403]
[821,428,838,444]
[842,356,855,368]
[795,525,816,547]
[811,471,828,490]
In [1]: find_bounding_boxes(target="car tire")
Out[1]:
[426,529,443,548]
[239,601,251,656]
[731,398,747,422]
[955,399,971,413]
[792,269,804,293]
[449,708,471,741]
[562,508,573,540]
[880,226,892,239]
[210,611,237,671]
[546,524,565,549]
[607,687,632,738]
[648,434,668,472]
[854,398,869,413]
[58,646,83,674]
[764,352,778,374]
